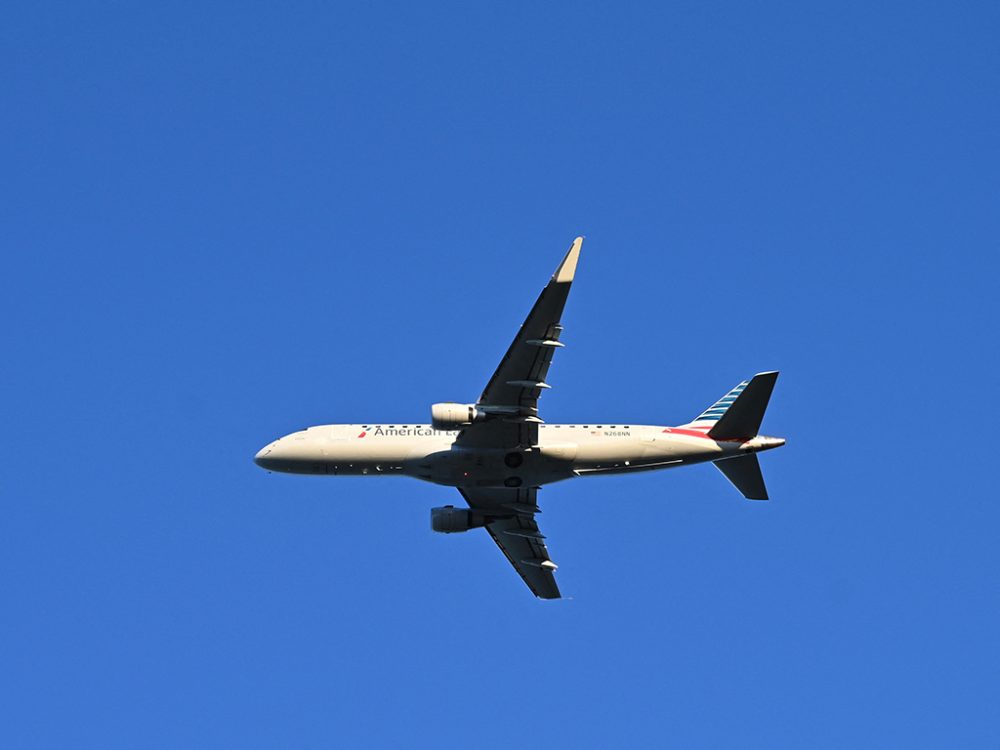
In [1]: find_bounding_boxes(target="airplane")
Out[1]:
[254,237,785,599]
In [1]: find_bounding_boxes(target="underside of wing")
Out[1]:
[459,487,561,599]
[456,237,582,450]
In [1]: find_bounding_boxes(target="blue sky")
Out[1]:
[3,2,998,747]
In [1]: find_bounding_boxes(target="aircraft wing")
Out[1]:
[459,487,561,599]
[456,237,583,449]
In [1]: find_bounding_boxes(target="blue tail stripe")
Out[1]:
[692,380,750,422]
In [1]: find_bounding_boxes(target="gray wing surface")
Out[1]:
[459,487,561,599]
[456,237,583,450]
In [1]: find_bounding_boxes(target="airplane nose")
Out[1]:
[254,442,278,469]
[253,434,321,473]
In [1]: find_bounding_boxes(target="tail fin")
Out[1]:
[714,454,769,500]
[686,371,779,440]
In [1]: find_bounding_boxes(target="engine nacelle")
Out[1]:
[431,505,486,533]
[431,402,481,431]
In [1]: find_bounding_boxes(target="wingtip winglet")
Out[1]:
[553,236,583,283]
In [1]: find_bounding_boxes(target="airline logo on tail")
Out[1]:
[690,380,749,426]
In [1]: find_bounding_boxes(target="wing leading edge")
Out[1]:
[459,487,561,599]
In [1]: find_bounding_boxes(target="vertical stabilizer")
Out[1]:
[695,371,779,440]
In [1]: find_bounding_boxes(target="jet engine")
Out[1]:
[430,402,482,431]
[431,505,487,533]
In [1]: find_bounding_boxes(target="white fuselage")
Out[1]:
[254,423,784,488]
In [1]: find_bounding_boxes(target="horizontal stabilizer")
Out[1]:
[714,454,769,500]
[707,371,779,440]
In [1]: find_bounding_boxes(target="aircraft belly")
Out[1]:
[573,438,645,467]
[570,434,726,473]
[405,443,577,488]
[636,434,728,467]
[321,437,439,476]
